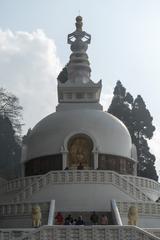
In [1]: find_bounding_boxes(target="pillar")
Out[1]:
[48,200,55,225]
[133,161,137,176]
[93,148,98,169]
[62,152,68,170]
[61,146,68,170]
[21,164,25,177]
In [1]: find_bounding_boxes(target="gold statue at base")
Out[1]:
[32,205,42,227]
[128,206,138,225]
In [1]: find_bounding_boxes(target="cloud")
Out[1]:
[100,80,116,111]
[0,29,62,133]
[100,90,113,111]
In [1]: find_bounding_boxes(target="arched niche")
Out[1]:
[67,134,93,169]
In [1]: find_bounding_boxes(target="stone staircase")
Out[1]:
[0,190,19,204]
[0,204,112,228]
[10,170,152,203]
[0,228,34,240]
[0,175,41,193]
[0,175,41,204]
[0,202,50,228]
[55,211,114,225]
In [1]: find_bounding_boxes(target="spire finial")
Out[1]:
[75,15,83,31]
[67,17,91,84]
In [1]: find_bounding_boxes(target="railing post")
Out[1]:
[111,199,123,226]
[48,200,55,226]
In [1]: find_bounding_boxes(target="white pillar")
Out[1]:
[111,199,122,226]
[133,162,137,176]
[61,146,68,170]
[93,149,98,169]
[21,164,25,177]
[21,144,27,177]
[62,152,68,170]
[48,200,55,225]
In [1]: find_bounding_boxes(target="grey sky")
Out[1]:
[0,0,160,173]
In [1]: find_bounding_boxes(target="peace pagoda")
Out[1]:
[0,16,160,240]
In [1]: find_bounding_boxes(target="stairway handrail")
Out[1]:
[17,225,160,240]
[116,201,160,216]
[12,170,152,203]
[111,199,122,225]
[122,175,160,191]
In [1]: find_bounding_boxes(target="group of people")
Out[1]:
[55,211,108,225]
[55,213,85,225]
[90,211,108,225]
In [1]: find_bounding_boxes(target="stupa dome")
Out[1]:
[23,109,132,163]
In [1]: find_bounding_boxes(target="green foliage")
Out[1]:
[0,88,23,136]
[132,95,155,140]
[0,88,23,179]
[0,116,21,179]
[57,65,68,83]
[108,81,133,134]
[108,81,158,181]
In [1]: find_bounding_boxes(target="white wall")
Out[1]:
[30,183,135,212]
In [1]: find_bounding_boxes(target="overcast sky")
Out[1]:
[0,0,160,174]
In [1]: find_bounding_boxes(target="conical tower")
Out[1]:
[57,16,102,111]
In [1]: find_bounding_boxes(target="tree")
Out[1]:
[57,65,68,83]
[136,137,157,179]
[0,88,23,136]
[0,88,23,179]
[132,95,155,141]
[0,116,21,179]
[131,95,157,179]
[108,81,158,181]
[108,81,133,134]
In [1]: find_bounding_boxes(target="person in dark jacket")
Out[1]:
[90,211,99,225]
[76,216,85,225]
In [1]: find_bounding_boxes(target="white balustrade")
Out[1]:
[12,170,151,203]
[0,202,50,217]
[1,175,42,193]
[145,229,160,238]
[0,229,33,240]
[0,177,6,186]
[8,225,160,240]
[123,175,160,192]
[116,201,160,216]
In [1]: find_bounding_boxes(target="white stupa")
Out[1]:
[0,16,160,240]
[22,16,136,177]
